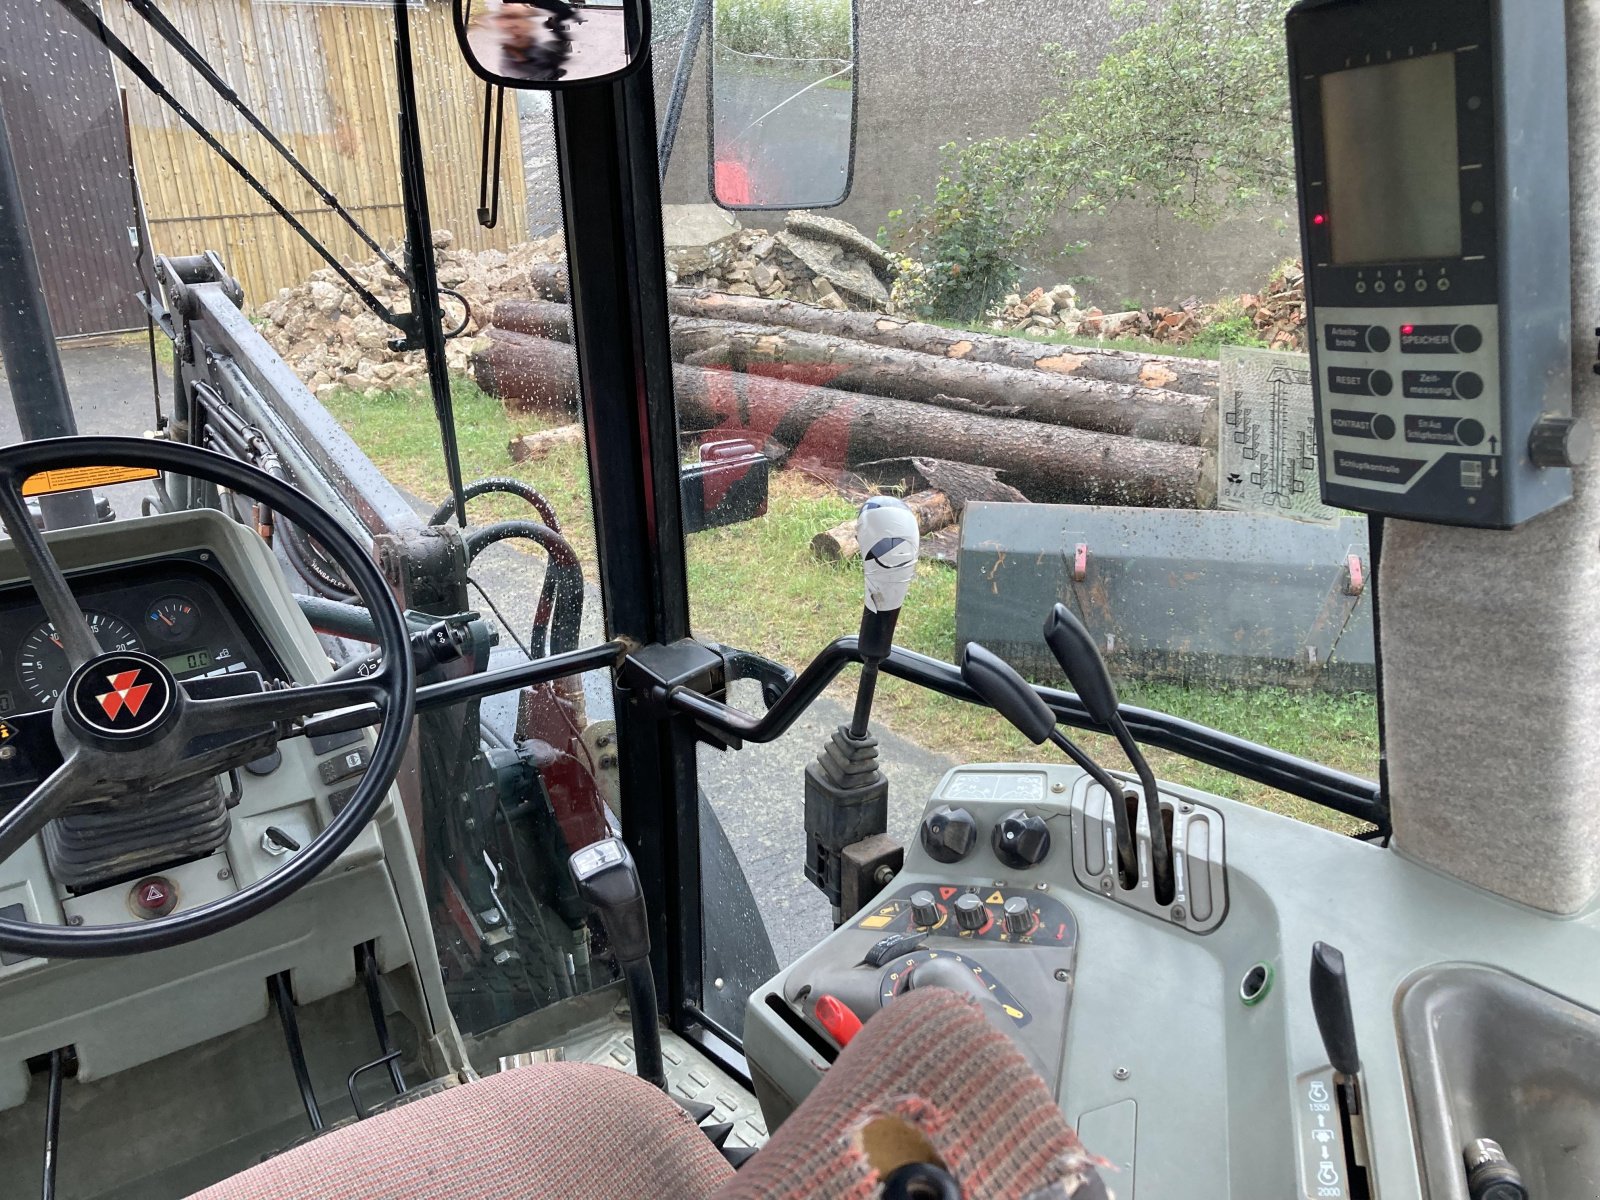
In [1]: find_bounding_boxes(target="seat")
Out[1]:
[191,988,1107,1200]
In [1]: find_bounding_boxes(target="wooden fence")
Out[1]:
[102,0,528,308]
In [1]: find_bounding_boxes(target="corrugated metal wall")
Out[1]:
[100,0,529,309]
[0,0,143,337]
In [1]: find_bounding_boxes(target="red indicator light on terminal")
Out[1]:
[1312,213,1327,226]
[1402,325,1416,335]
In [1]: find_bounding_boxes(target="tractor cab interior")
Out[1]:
[0,0,1597,1197]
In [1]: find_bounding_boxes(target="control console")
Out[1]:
[1288,0,1579,527]
[745,762,1600,1198]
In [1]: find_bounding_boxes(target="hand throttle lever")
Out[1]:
[569,838,666,1090]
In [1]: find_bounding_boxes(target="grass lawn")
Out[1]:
[324,377,1379,832]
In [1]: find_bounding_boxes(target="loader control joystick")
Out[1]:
[803,498,921,924]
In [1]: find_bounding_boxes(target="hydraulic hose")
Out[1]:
[464,520,584,657]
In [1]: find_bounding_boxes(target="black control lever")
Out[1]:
[569,838,666,1090]
[1310,941,1361,1084]
[1044,604,1175,905]
[959,643,1138,887]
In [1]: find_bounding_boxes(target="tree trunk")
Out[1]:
[526,262,569,302]
[812,490,956,561]
[665,288,1221,398]
[673,320,1212,446]
[508,424,585,463]
[488,302,1213,446]
[473,331,1215,508]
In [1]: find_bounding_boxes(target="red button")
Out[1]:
[130,877,177,918]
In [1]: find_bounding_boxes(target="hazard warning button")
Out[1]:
[129,876,178,919]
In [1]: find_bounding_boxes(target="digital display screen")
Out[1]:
[162,649,212,674]
[1321,53,1462,265]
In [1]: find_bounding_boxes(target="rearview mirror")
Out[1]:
[453,0,648,88]
[708,0,857,209]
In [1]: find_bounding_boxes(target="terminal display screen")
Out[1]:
[1322,52,1462,265]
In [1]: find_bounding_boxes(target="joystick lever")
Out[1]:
[804,498,921,923]
[569,838,666,1090]
[1044,604,1176,905]
[959,642,1138,888]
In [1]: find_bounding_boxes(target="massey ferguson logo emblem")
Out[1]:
[71,653,172,736]
[97,670,153,721]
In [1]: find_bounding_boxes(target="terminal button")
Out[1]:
[1405,415,1486,447]
[1332,451,1426,485]
[1455,371,1485,400]
[1401,324,1477,354]
[1328,366,1387,396]
[1403,370,1460,400]
[1329,410,1396,440]
[1324,324,1389,353]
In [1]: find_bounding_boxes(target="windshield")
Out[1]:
[0,0,1372,1105]
[658,0,1379,976]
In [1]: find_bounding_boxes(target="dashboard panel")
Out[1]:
[0,554,286,718]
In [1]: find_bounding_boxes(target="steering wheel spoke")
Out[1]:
[0,756,93,866]
[0,471,99,667]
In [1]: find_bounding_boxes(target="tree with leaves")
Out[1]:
[889,0,1296,320]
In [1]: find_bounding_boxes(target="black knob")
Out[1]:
[920,805,979,864]
[1452,324,1484,354]
[992,809,1051,869]
[1529,415,1593,468]
[953,892,987,931]
[1002,895,1035,939]
[910,890,940,929]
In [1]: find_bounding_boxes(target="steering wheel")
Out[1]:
[0,436,415,959]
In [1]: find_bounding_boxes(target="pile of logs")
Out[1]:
[473,278,1221,513]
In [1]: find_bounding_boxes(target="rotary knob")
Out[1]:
[910,890,940,929]
[992,809,1051,869]
[1529,415,1594,468]
[920,805,979,864]
[953,892,987,932]
[1001,895,1036,939]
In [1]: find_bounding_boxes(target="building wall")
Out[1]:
[653,0,1299,307]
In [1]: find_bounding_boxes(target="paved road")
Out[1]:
[2,341,953,970]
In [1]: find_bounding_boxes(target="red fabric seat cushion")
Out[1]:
[187,1060,736,1200]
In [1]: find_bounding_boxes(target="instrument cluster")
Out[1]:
[0,555,282,716]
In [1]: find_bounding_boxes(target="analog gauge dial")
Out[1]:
[145,595,201,644]
[17,613,142,707]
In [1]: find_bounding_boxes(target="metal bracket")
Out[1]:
[617,640,738,748]
[1302,548,1369,675]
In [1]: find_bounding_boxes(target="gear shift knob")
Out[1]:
[569,838,666,1089]
[858,496,920,659]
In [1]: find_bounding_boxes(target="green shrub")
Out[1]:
[887,0,1296,319]
[1187,305,1268,356]
[712,0,851,62]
